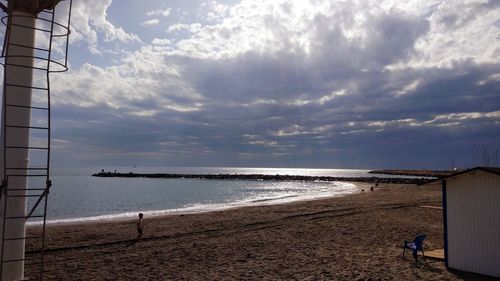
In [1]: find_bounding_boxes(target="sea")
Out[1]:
[25,167,410,225]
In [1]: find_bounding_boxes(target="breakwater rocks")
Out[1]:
[92,172,428,185]
[369,169,453,178]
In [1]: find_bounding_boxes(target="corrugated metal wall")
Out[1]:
[446,170,500,277]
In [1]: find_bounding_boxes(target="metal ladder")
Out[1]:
[0,1,71,279]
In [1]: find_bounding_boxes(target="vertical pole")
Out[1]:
[0,11,36,281]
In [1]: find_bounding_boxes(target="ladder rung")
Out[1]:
[5,188,49,192]
[7,175,48,177]
[5,146,48,150]
[5,125,49,130]
[4,54,54,64]
[40,10,54,15]
[5,167,48,171]
[7,188,47,191]
[5,215,45,219]
[5,104,49,110]
[4,236,43,241]
[6,43,50,53]
[5,83,48,91]
[5,195,45,198]
[4,62,49,71]
[2,257,40,263]
[52,33,70,39]
[6,187,48,192]
[9,22,53,33]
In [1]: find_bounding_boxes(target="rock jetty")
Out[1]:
[368,169,454,178]
[92,172,430,185]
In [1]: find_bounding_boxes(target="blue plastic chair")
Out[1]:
[402,234,426,261]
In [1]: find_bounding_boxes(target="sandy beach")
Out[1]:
[24,182,496,280]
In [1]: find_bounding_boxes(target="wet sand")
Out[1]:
[25,182,495,280]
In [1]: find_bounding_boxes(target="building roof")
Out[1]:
[447,167,500,178]
[419,167,500,185]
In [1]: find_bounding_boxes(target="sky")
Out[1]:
[5,0,500,170]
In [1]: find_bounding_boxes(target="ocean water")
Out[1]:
[26,167,386,224]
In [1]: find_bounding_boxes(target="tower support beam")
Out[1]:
[0,10,36,281]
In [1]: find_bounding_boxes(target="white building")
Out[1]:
[441,167,500,278]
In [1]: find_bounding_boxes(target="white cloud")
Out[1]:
[394,80,421,97]
[247,140,278,147]
[167,0,307,58]
[167,23,202,33]
[147,8,172,17]
[158,0,498,69]
[318,90,347,105]
[141,19,160,26]
[152,38,171,45]
[478,73,500,85]
[272,124,308,137]
[426,111,500,124]
[70,0,140,53]
[166,0,420,59]
[390,0,500,69]
[201,0,230,21]
[52,44,203,116]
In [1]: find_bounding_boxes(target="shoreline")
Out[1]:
[29,182,368,227]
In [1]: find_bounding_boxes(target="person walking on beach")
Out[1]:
[136,213,144,239]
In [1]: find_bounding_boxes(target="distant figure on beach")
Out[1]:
[370,186,374,191]
[136,213,144,239]
[360,189,365,194]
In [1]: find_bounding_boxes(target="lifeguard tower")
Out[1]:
[0,0,72,280]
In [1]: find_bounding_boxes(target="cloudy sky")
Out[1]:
[13,0,500,169]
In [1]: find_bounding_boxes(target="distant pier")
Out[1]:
[369,169,454,178]
[92,172,431,184]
